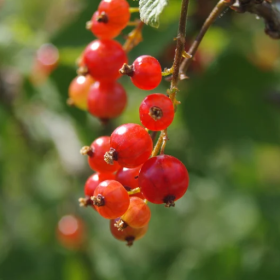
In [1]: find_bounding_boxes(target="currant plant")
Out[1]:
[67,0,277,246]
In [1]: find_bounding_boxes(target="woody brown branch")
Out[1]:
[231,0,280,39]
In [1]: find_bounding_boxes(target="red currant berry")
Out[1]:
[79,172,116,209]
[110,218,148,246]
[84,173,116,197]
[92,180,130,219]
[116,166,145,199]
[104,123,153,168]
[139,93,174,131]
[68,75,94,110]
[80,136,120,173]
[83,39,127,81]
[138,155,189,207]
[30,43,59,85]
[87,81,127,121]
[90,0,130,39]
[115,197,151,230]
[120,55,162,90]
[57,215,85,249]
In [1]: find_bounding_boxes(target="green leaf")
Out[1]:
[139,0,169,28]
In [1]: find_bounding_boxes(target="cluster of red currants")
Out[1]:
[67,0,130,121]
[68,0,190,246]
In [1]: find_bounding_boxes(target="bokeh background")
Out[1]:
[1,0,280,279]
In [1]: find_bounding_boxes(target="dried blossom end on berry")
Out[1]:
[86,21,92,30]
[79,197,93,207]
[149,106,163,121]
[97,11,109,23]
[125,236,135,247]
[114,219,128,231]
[80,146,94,157]
[91,194,105,207]
[99,118,110,125]
[104,148,118,165]
[77,66,88,76]
[163,195,176,207]
[119,63,134,77]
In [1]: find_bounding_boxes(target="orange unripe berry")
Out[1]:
[118,197,151,229]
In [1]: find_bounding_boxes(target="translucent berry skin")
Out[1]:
[94,180,130,219]
[88,136,120,173]
[68,75,94,110]
[139,93,175,131]
[83,39,127,81]
[138,155,189,205]
[109,123,153,168]
[87,81,127,120]
[131,55,162,90]
[91,0,130,39]
[121,197,151,228]
[110,218,148,246]
[84,173,115,197]
[116,166,145,199]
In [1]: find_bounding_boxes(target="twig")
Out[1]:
[231,0,280,39]
[170,0,189,90]
[179,0,232,76]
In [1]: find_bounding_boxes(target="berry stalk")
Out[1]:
[127,187,141,195]
[153,0,233,156]
[123,20,144,53]
[179,0,233,76]
[152,0,189,156]
[170,0,189,91]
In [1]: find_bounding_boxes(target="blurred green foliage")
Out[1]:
[1,0,280,279]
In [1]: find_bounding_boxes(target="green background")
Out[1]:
[1,0,280,279]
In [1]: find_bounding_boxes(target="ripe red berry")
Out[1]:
[90,0,130,39]
[68,75,94,110]
[87,81,127,121]
[81,136,121,173]
[93,180,130,219]
[115,166,145,199]
[104,123,153,168]
[139,93,175,131]
[115,197,151,230]
[138,155,189,207]
[120,55,162,90]
[84,173,116,197]
[83,39,127,81]
[79,172,116,209]
[110,218,148,246]
[57,215,85,249]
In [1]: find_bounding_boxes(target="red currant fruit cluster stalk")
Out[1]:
[68,0,190,246]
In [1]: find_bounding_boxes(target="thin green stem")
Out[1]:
[151,134,163,157]
[127,187,140,195]
[160,129,168,155]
